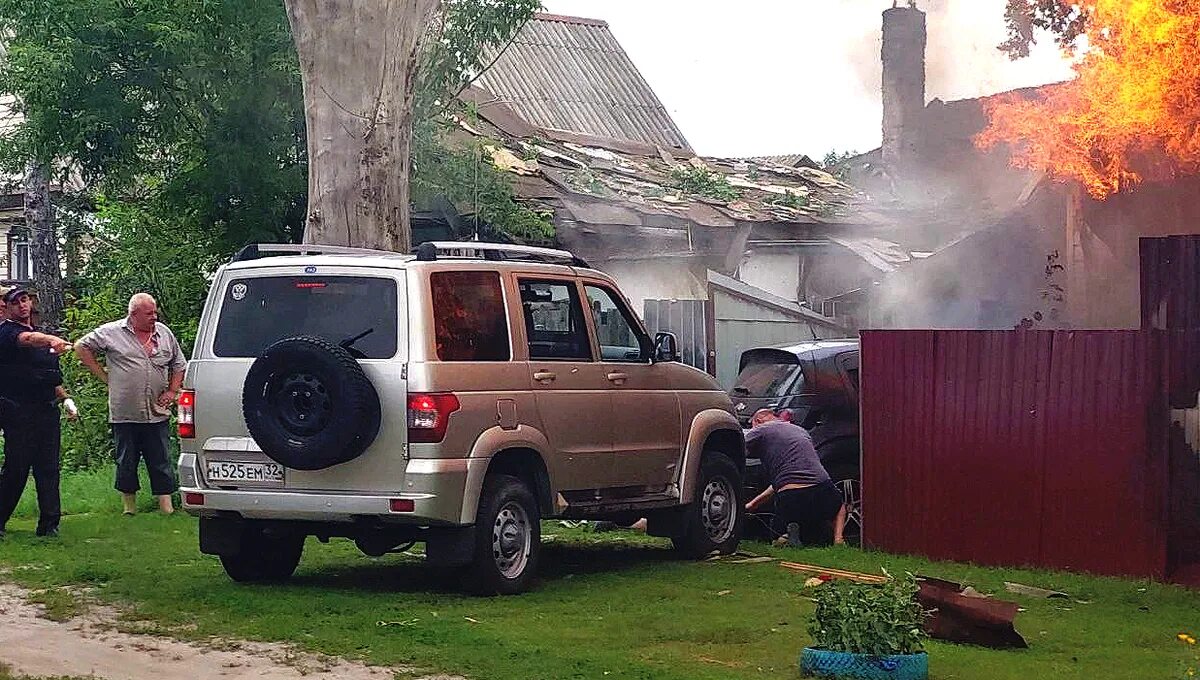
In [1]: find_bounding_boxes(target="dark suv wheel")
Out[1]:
[219,524,305,583]
[465,474,541,595]
[672,452,743,558]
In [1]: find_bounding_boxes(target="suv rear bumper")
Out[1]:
[178,453,486,525]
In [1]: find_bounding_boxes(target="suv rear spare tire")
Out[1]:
[243,335,382,471]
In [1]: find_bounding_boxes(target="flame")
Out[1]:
[976,0,1200,198]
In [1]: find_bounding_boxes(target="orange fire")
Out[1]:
[976,0,1200,198]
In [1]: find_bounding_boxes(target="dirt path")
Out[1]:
[0,584,459,680]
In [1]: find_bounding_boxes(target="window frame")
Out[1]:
[516,276,596,362]
[429,269,513,363]
[581,282,653,364]
[211,273,401,360]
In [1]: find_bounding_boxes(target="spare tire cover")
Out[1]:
[242,335,382,471]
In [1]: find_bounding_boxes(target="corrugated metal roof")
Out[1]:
[476,13,692,152]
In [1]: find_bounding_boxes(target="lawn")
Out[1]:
[1,470,1197,680]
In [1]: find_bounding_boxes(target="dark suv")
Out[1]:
[729,340,860,538]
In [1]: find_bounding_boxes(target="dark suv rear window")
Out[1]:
[733,362,804,397]
[214,276,398,359]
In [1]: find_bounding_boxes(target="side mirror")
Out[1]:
[654,332,679,363]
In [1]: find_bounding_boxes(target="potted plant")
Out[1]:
[801,573,929,680]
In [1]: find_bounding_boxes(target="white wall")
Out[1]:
[0,223,9,280]
[737,252,799,302]
[597,258,707,319]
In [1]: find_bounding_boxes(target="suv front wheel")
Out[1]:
[672,452,743,558]
[466,474,541,595]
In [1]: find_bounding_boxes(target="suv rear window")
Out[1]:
[214,276,398,359]
[431,271,510,361]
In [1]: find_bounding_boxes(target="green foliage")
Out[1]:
[807,573,928,656]
[0,0,307,248]
[669,165,742,202]
[56,201,221,470]
[410,119,554,243]
[417,0,542,118]
[1000,0,1090,59]
[768,190,810,209]
[2,515,1200,680]
[0,0,539,251]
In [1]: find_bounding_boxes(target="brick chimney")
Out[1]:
[881,3,926,173]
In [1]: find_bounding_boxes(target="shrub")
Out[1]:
[56,199,225,470]
[807,573,928,657]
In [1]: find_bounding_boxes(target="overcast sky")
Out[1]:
[539,0,1076,158]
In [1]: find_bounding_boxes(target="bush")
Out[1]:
[56,200,225,470]
[807,573,928,657]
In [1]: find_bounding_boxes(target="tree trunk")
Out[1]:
[284,0,441,252]
[25,162,64,331]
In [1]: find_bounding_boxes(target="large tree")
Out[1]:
[284,0,539,251]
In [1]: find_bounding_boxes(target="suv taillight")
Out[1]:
[407,393,459,443]
[178,389,195,438]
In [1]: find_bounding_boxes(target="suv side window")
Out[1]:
[518,279,591,361]
[431,271,511,361]
[584,284,650,362]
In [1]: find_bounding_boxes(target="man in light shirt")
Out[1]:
[76,293,187,515]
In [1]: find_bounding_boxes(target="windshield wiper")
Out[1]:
[339,327,375,350]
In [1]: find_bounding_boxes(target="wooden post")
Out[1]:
[1065,183,1087,326]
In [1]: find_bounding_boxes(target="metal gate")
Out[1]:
[643,299,710,374]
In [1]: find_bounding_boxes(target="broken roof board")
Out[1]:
[462,100,889,230]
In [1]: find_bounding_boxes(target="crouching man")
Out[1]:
[743,409,846,547]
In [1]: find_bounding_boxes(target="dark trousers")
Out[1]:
[0,403,62,533]
[113,422,177,496]
[770,481,844,546]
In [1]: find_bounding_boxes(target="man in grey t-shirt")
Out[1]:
[76,293,187,515]
[744,409,846,546]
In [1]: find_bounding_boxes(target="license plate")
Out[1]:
[205,461,284,484]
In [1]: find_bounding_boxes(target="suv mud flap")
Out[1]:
[200,517,245,556]
[425,526,475,566]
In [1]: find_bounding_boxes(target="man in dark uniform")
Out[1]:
[0,287,74,538]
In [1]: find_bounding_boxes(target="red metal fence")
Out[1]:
[861,330,1177,578]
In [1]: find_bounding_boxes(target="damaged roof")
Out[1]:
[457,92,888,230]
[474,13,693,153]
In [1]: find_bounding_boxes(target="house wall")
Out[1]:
[596,258,707,319]
[737,252,799,302]
[0,222,10,280]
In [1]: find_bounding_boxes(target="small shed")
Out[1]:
[643,270,848,388]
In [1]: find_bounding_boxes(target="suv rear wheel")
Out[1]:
[672,451,743,558]
[466,474,541,595]
[219,525,305,583]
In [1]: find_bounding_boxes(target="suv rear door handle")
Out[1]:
[533,370,557,383]
[606,371,628,384]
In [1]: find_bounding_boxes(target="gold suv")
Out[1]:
[179,242,745,593]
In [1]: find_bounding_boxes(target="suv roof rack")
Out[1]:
[232,243,402,262]
[414,241,590,268]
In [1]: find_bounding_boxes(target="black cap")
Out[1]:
[3,287,29,304]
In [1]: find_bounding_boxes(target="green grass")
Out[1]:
[1,473,1198,679]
